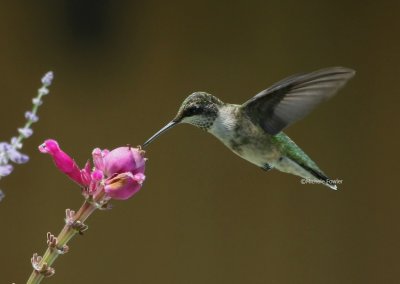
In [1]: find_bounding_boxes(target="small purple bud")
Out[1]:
[25,111,39,122]
[7,148,29,164]
[38,87,49,95]
[41,71,54,86]
[32,97,43,106]
[10,137,22,149]
[0,142,11,152]
[18,127,33,138]
[0,164,13,176]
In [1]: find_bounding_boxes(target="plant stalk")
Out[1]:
[26,200,97,284]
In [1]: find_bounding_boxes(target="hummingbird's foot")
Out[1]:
[261,163,274,171]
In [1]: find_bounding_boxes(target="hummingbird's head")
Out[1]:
[174,92,223,130]
[142,92,223,147]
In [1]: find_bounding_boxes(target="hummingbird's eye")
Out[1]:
[186,105,202,116]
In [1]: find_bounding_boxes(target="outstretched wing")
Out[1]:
[242,67,355,135]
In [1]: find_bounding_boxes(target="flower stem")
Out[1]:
[26,200,97,284]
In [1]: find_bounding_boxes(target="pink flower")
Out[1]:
[39,139,146,201]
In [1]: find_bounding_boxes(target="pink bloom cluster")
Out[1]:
[39,139,146,200]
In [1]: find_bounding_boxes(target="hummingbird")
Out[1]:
[142,67,355,190]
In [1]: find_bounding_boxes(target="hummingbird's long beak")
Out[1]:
[142,120,179,148]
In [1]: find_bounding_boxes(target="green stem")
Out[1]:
[26,200,97,284]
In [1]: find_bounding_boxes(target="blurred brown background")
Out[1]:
[0,1,399,283]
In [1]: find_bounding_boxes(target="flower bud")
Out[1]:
[39,139,85,186]
[41,71,54,86]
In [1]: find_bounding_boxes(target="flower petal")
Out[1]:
[89,169,104,194]
[0,165,13,176]
[7,148,29,164]
[104,146,146,177]
[81,161,92,186]
[92,148,108,171]
[0,142,11,152]
[39,139,84,185]
[91,169,104,181]
[104,172,144,200]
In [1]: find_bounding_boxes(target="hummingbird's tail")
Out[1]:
[271,133,339,190]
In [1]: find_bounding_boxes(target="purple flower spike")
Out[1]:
[39,139,84,186]
[0,71,53,201]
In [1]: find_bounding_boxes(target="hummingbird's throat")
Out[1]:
[183,115,216,131]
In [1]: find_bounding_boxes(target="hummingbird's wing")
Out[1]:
[241,67,355,135]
